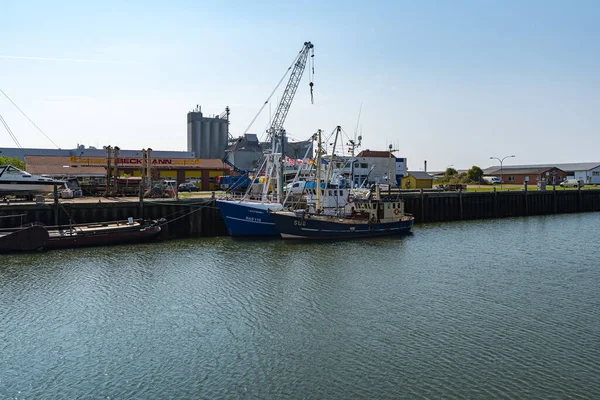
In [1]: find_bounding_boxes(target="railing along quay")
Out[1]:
[1,188,599,237]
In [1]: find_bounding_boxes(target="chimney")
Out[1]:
[424,160,427,172]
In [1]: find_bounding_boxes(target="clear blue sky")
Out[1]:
[1,0,598,171]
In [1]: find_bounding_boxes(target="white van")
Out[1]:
[560,179,583,188]
[285,181,308,194]
[483,176,501,184]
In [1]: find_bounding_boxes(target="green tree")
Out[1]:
[0,155,26,170]
[444,167,458,179]
[466,165,484,183]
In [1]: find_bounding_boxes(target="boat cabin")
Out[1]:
[0,165,34,180]
[304,187,350,213]
[350,200,405,221]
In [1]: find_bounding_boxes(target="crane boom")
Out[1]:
[267,41,314,142]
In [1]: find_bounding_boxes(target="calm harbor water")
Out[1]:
[1,213,599,399]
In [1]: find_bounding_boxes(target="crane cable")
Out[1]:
[0,113,22,148]
[0,112,40,173]
[0,88,60,149]
[241,49,304,137]
[309,47,315,104]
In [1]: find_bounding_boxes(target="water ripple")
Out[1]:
[1,214,600,399]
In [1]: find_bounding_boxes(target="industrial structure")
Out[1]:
[223,134,263,172]
[187,105,230,159]
[221,41,316,175]
[1,146,230,191]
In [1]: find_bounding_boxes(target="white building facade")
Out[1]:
[571,164,600,184]
[352,150,407,187]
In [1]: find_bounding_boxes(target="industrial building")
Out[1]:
[0,146,230,191]
[187,105,230,159]
[223,132,315,172]
[223,134,263,172]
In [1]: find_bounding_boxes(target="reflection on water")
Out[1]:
[1,213,599,399]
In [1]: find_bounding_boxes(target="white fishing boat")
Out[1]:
[0,165,65,196]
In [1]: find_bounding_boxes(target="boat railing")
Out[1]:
[0,213,28,230]
[39,218,145,231]
[219,192,280,203]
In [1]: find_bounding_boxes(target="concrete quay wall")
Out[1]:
[401,188,600,223]
[1,189,599,237]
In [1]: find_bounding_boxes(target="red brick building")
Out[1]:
[486,166,567,185]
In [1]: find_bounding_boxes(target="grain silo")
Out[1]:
[186,105,230,159]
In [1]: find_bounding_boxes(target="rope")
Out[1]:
[157,201,218,227]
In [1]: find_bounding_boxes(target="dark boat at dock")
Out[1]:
[0,220,162,252]
[44,219,162,250]
[271,190,414,240]
[0,225,49,252]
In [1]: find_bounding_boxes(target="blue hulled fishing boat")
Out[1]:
[217,199,284,236]
[217,41,315,237]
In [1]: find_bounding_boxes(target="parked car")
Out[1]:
[178,182,199,192]
[560,179,583,188]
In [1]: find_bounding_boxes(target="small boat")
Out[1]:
[271,185,414,240]
[44,219,162,249]
[0,165,66,196]
[0,225,49,252]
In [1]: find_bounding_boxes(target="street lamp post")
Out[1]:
[489,155,515,190]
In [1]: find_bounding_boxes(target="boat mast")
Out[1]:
[315,129,322,213]
[324,126,340,194]
[277,131,284,203]
[351,104,362,188]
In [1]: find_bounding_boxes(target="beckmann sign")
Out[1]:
[70,156,200,166]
